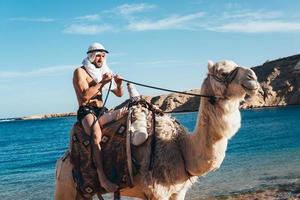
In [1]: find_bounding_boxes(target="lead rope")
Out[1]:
[89,80,112,161]
[90,80,112,132]
[87,81,120,200]
[120,78,218,105]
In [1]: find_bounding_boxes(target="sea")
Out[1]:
[0,106,300,200]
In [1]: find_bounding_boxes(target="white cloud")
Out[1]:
[74,14,100,21]
[63,24,114,35]
[61,9,300,34]
[113,3,156,16]
[10,17,55,22]
[0,65,75,78]
[221,11,282,20]
[209,21,300,33]
[128,12,205,31]
[199,10,300,33]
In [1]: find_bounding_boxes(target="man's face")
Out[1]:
[93,52,106,68]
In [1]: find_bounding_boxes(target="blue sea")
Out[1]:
[0,106,300,199]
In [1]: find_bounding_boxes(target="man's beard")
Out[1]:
[93,61,103,68]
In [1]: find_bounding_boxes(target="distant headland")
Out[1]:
[21,112,76,120]
[14,53,300,120]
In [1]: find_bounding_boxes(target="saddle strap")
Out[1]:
[148,110,156,171]
[97,191,120,200]
[114,190,121,200]
[126,108,134,186]
[97,193,104,200]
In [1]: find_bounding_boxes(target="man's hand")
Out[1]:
[102,72,113,84]
[113,74,123,87]
[111,74,123,97]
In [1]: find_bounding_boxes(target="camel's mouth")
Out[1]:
[241,81,260,96]
[241,84,258,91]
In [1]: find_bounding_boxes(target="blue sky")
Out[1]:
[0,0,300,118]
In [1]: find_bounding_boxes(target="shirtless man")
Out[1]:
[73,42,123,192]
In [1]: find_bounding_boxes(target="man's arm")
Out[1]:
[112,74,124,97]
[73,68,108,103]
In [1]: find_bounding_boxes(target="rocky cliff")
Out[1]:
[149,54,300,112]
[241,54,300,108]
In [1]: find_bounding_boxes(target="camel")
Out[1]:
[55,60,262,200]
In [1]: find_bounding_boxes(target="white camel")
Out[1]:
[55,60,262,200]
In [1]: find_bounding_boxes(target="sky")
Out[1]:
[0,0,300,118]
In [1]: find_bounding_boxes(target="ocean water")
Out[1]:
[0,106,300,199]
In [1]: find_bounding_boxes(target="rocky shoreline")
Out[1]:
[187,182,300,200]
[20,112,76,120]
[215,183,300,200]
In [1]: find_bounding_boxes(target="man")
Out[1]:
[73,42,123,192]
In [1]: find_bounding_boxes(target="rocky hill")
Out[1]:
[241,54,300,108]
[148,90,200,112]
[149,54,300,112]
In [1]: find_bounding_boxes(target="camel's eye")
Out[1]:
[221,72,228,77]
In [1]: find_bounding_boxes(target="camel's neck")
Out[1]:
[182,84,241,176]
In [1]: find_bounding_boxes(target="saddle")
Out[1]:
[69,100,163,199]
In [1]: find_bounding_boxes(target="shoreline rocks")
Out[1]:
[21,112,76,120]
[186,182,300,200]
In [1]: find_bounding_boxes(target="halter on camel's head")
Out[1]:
[206,60,263,103]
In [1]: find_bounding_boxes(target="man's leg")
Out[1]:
[99,107,148,145]
[99,107,128,126]
[81,114,118,193]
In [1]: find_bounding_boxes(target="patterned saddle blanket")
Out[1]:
[69,101,161,198]
[70,114,132,198]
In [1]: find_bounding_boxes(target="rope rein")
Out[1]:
[87,66,241,126]
[120,78,218,105]
[90,81,112,136]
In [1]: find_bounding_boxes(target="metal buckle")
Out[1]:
[102,135,109,143]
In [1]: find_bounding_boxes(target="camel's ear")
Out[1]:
[208,60,214,72]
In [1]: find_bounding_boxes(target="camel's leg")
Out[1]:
[55,156,77,200]
[120,186,147,199]
[142,186,172,200]
[169,189,187,200]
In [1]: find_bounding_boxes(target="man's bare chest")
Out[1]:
[84,72,97,87]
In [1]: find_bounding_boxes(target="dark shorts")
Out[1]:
[77,105,108,122]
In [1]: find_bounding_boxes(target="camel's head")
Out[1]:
[207,60,262,101]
